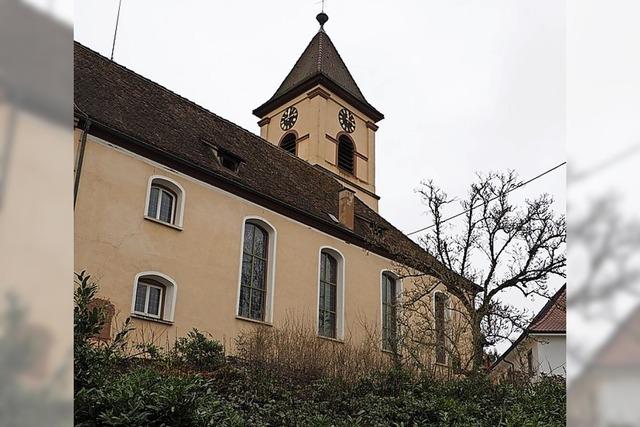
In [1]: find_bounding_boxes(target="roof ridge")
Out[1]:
[528,284,566,331]
[320,31,367,99]
[317,30,324,72]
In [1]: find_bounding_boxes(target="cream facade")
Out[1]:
[73,16,473,368]
[74,131,448,351]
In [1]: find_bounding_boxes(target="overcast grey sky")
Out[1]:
[74,0,566,229]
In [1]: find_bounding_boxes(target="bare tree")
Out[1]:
[397,171,566,373]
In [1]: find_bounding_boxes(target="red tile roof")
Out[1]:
[529,285,566,333]
[592,305,640,368]
[490,285,566,371]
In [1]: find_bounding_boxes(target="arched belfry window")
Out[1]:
[280,133,297,155]
[337,135,355,174]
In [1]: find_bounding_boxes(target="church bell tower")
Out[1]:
[253,13,384,211]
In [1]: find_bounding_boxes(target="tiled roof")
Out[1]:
[253,29,383,122]
[490,285,566,371]
[529,285,566,333]
[74,42,469,292]
[592,306,640,368]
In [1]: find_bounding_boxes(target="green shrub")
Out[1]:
[74,274,566,426]
[172,329,225,371]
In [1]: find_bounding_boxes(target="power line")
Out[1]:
[110,0,123,61]
[405,161,567,237]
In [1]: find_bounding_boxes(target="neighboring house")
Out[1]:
[569,304,640,427]
[0,0,72,395]
[491,285,566,380]
[73,13,476,366]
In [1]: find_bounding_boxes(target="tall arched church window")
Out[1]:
[239,222,269,321]
[382,273,398,351]
[435,292,449,364]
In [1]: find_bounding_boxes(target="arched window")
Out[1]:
[318,248,345,339]
[337,135,355,174]
[435,292,449,364]
[131,272,177,322]
[280,133,297,155]
[381,272,398,351]
[238,220,275,321]
[145,176,185,227]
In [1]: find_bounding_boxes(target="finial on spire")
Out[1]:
[316,12,328,28]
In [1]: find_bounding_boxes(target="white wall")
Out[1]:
[534,334,566,377]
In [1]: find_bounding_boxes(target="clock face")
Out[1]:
[338,108,356,133]
[280,106,298,131]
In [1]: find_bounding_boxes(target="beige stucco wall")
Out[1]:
[74,130,472,363]
[258,85,379,211]
[74,131,408,350]
[0,104,72,394]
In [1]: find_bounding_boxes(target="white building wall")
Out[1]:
[534,334,566,377]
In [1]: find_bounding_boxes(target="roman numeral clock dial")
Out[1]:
[338,108,356,133]
[280,106,298,131]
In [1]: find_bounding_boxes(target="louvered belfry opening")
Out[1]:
[280,133,296,155]
[337,135,354,174]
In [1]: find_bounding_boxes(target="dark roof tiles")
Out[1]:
[74,42,453,285]
[253,30,383,122]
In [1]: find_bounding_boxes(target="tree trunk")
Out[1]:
[471,316,484,372]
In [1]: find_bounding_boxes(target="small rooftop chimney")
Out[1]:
[338,188,355,230]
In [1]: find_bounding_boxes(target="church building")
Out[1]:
[74,13,474,365]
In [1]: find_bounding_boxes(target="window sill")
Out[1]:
[144,215,183,231]
[131,313,174,325]
[235,316,273,326]
[317,335,344,344]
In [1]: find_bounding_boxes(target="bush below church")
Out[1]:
[74,272,565,426]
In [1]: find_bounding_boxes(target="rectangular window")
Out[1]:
[147,184,175,224]
[527,349,534,376]
[134,283,147,313]
[134,280,163,318]
[435,292,447,364]
[382,274,397,351]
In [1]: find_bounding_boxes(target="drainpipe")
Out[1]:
[73,117,91,208]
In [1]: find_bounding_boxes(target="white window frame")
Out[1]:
[234,216,277,324]
[144,175,186,228]
[380,269,403,352]
[316,246,345,341]
[148,185,177,224]
[130,272,178,322]
[134,280,164,319]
